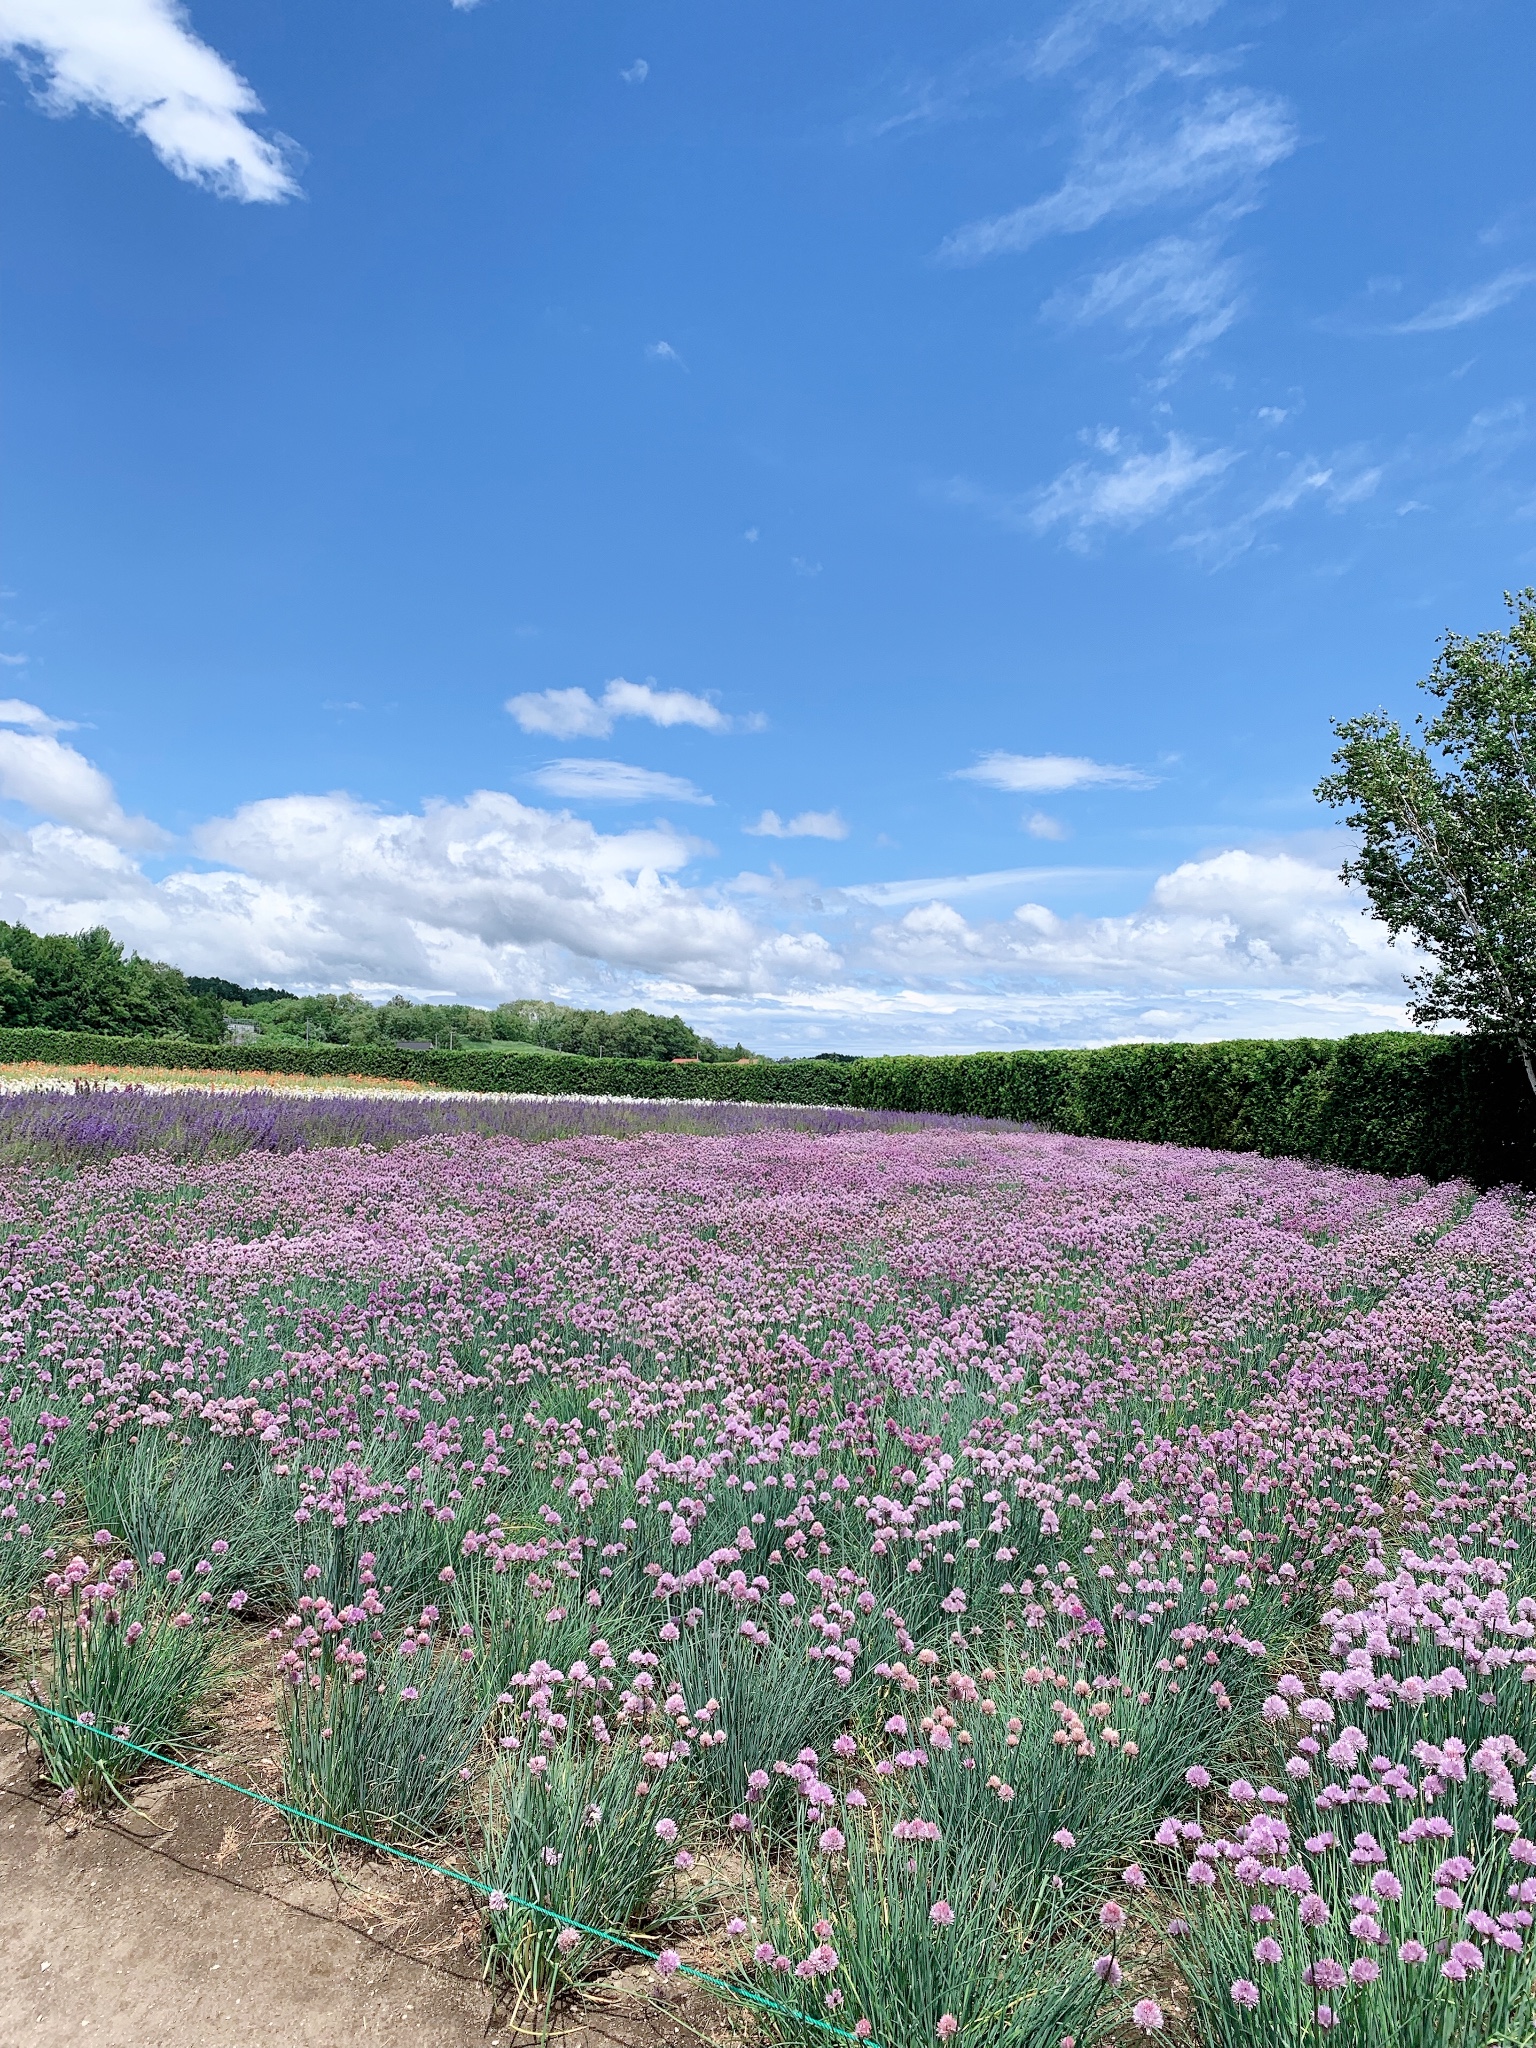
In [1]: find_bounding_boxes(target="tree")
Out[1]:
[1316,587,1536,1096]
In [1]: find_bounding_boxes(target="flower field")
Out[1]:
[2,1119,1535,2046]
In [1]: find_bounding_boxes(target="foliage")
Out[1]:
[22,1549,222,1803]
[220,988,761,1062]
[0,922,222,1042]
[275,1574,477,1843]
[741,1797,1110,2048]
[478,1737,698,2012]
[1317,588,1536,1095]
[5,1019,1536,1184]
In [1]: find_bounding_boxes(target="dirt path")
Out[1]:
[0,1728,734,2048]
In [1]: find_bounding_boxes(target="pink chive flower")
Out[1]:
[819,1828,846,1854]
[930,1901,955,1926]
[1254,1938,1282,1965]
[1092,1957,1122,1987]
[654,1950,681,1980]
[1398,1939,1428,1963]
[1230,1981,1259,2010]
[1052,1829,1076,1850]
[556,1928,581,1955]
[726,1919,748,1937]
[1349,1959,1380,1987]
[1098,1901,1127,1931]
[1185,1767,1211,1790]
[935,2018,958,2042]
[654,1818,678,1842]
[1132,2001,1164,2032]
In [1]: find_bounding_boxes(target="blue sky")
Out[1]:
[0,0,1531,1051]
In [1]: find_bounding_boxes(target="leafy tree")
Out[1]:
[1317,587,1536,1096]
[0,923,223,1041]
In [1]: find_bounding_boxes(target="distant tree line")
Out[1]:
[0,920,760,1061]
[214,990,760,1062]
[0,924,224,1041]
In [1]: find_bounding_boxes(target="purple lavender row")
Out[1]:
[0,1084,1006,1164]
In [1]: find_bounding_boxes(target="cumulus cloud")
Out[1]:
[744,809,850,840]
[955,751,1156,792]
[528,759,713,806]
[0,712,166,848]
[0,0,297,201]
[861,848,1396,987]
[620,57,648,84]
[1025,811,1069,839]
[0,778,1417,1048]
[507,677,745,738]
[939,88,1295,263]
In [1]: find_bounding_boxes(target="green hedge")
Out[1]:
[844,1035,1536,1187]
[0,1024,1530,1185]
[0,1028,856,1106]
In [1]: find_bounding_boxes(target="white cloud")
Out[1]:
[1045,232,1245,360]
[620,57,648,84]
[939,88,1295,262]
[0,774,1418,1048]
[1392,267,1536,334]
[744,809,850,841]
[0,697,77,736]
[529,760,713,806]
[854,848,1410,1028]
[507,677,740,738]
[1025,810,1069,839]
[1178,451,1383,565]
[0,724,166,846]
[0,0,297,202]
[1029,0,1226,79]
[1025,431,1237,544]
[647,340,686,366]
[956,751,1156,793]
[844,864,1126,908]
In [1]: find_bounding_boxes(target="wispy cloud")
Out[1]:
[0,0,297,201]
[507,678,752,739]
[1177,451,1382,565]
[955,751,1157,793]
[1022,430,1237,545]
[620,58,649,84]
[1025,811,1070,839]
[856,2,1226,140]
[1044,232,1245,360]
[529,760,714,806]
[744,809,850,841]
[1391,267,1536,334]
[939,88,1295,262]
[1029,0,1226,80]
[0,697,75,737]
[844,863,1132,908]
[646,340,686,367]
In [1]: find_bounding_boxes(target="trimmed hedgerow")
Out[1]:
[844,1034,1536,1186]
[0,1024,1531,1184]
[0,1026,856,1105]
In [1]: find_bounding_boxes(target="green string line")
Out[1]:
[0,1685,873,2048]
